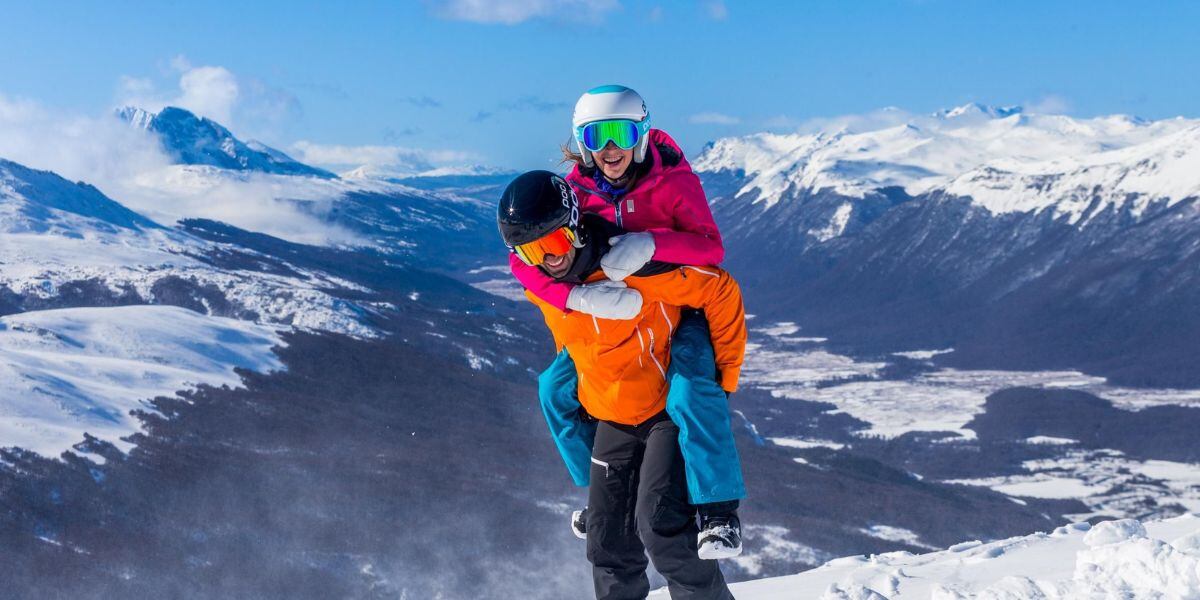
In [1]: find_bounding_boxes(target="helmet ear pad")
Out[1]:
[633,133,649,164]
[576,137,595,168]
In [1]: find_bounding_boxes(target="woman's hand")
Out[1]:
[602,232,656,281]
[566,280,643,319]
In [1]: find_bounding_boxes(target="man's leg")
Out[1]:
[636,416,734,600]
[665,311,746,505]
[538,349,596,487]
[588,421,649,600]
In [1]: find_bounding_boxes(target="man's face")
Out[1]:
[541,247,576,278]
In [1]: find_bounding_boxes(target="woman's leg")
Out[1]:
[538,348,596,487]
[665,310,746,505]
[587,421,649,600]
[636,416,734,600]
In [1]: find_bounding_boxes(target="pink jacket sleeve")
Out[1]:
[509,253,575,311]
[647,170,725,266]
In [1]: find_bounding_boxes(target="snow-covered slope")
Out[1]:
[695,104,1200,222]
[117,106,335,179]
[0,157,160,233]
[692,515,1200,599]
[119,162,498,267]
[0,156,377,337]
[0,305,283,457]
[945,123,1200,221]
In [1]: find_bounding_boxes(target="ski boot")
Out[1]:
[697,512,742,559]
[571,507,588,540]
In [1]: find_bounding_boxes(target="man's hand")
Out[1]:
[566,280,643,320]
[602,232,656,281]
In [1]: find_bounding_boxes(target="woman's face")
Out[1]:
[593,142,633,181]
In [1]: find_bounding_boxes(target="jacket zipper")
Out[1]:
[647,328,666,380]
[635,326,645,367]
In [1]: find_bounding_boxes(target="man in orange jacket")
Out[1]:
[499,170,745,600]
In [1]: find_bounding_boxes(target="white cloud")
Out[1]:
[0,92,173,196]
[117,56,298,140]
[703,0,728,20]
[126,167,364,246]
[118,57,239,123]
[430,0,621,24]
[763,115,801,129]
[289,141,478,177]
[791,106,915,134]
[689,112,741,125]
[1026,94,1072,115]
[175,66,240,125]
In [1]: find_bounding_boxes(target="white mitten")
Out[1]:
[601,232,656,281]
[566,280,643,320]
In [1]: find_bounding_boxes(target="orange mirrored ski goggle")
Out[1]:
[512,226,578,266]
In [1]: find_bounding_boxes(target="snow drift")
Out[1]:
[699,514,1200,599]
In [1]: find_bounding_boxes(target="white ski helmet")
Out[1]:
[572,85,651,167]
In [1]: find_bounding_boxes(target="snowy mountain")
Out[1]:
[118,160,498,267]
[117,106,336,178]
[0,155,449,457]
[0,157,375,336]
[0,158,160,233]
[694,104,1198,214]
[695,105,1200,386]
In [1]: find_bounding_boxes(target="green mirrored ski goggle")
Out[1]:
[575,119,650,152]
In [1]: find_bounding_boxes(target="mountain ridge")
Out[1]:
[117,106,336,179]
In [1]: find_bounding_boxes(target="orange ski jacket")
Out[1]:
[526,265,747,426]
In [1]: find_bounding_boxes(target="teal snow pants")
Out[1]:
[537,310,746,504]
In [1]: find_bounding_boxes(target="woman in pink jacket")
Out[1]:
[507,85,746,563]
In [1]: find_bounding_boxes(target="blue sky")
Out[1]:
[1,0,1197,171]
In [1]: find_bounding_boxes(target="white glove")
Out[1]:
[602,232,656,281]
[566,280,643,320]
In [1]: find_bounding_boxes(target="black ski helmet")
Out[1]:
[497,170,582,248]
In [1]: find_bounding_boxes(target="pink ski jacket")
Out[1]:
[509,129,725,311]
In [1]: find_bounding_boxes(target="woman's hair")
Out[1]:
[560,139,586,167]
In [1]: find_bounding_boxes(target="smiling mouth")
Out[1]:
[542,254,569,274]
[602,156,623,166]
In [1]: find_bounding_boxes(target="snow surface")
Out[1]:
[769,437,846,451]
[891,348,955,361]
[946,451,1200,520]
[694,105,1200,225]
[466,264,532,302]
[685,515,1200,599]
[0,305,283,457]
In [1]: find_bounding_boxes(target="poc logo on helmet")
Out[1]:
[553,176,580,229]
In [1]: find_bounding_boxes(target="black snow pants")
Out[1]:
[587,411,735,600]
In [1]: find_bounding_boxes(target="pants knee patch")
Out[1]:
[649,496,693,536]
